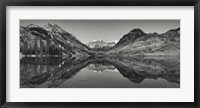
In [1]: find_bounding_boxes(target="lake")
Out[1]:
[20,56,180,88]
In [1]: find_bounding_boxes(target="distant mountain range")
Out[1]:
[87,39,117,51]
[20,24,180,59]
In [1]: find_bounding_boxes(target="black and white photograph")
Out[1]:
[20,20,180,88]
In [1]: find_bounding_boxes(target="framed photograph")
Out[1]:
[0,0,199,107]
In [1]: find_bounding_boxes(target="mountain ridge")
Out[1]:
[108,27,180,57]
[20,24,180,59]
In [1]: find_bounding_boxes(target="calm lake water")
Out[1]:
[20,56,180,88]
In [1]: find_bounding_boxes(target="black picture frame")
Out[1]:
[0,0,199,108]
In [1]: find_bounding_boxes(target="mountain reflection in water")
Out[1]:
[20,56,180,88]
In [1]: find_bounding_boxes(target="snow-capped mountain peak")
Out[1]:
[87,39,117,49]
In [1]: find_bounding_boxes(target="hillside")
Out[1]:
[20,24,93,59]
[20,23,180,58]
[107,28,180,57]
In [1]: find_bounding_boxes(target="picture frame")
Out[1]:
[0,0,199,108]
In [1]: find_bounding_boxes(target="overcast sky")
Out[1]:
[20,20,180,44]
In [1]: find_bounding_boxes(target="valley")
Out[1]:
[20,24,180,59]
[20,23,180,88]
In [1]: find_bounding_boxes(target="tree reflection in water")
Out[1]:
[20,56,180,88]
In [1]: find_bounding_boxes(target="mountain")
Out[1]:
[87,39,107,48]
[20,25,64,57]
[114,28,146,47]
[108,28,180,57]
[20,23,180,59]
[87,39,117,51]
[20,24,92,59]
[107,41,117,47]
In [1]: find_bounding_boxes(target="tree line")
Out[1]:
[20,37,63,56]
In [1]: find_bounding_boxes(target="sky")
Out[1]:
[20,20,180,44]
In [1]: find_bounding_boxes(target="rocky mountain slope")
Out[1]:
[108,28,180,57]
[20,24,93,59]
[20,23,180,58]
